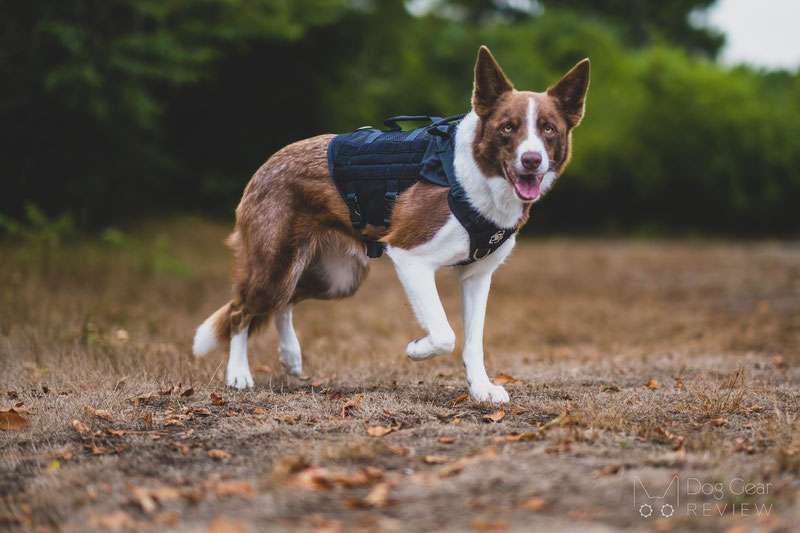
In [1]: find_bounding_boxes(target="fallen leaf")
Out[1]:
[210,392,226,406]
[91,510,137,531]
[164,419,184,427]
[367,426,393,437]
[83,404,114,422]
[509,405,528,415]
[482,410,505,423]
[493,373,520,385]
[544,439,573,454]
[310,381,324,387]
[144,412,154,425]
[362,482,391,507]
[215,481,255,498]
[208,449,230,460]
[647,379,660,390]
[423,455,449,464]
[711,417,728,426]
[504,432,536,442]
[0,410,29,431]
[449,394,469,408]
[437,436,455,443]
[131,392,155,406]
[386,446,409,456]
[602,385,621,392]
[104,427,125,437]
[159,385,180,396]
[437,460,465,477]
[72,419,90,435]
[340,395,363,418]
[203,516,246,533]
[181,387,195,398]
[471,518,510,532]
[275,414,301,424]
[252,408,268,415]
[774,355,788,370]
[194,407,211,416]
[519,496,548,511]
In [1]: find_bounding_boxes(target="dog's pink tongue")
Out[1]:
[514,175,540,200]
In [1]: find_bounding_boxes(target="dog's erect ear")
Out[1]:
[472,46,513,117]
[547,58,590,128]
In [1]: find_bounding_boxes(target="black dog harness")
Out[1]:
[327,114,515,265]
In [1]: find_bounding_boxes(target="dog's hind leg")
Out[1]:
[275,305,302,376]
[227,322,254,389]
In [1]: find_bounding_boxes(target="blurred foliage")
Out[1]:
[2,0,799,235]
[102,227,194,278]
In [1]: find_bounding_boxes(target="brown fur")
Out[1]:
[383,181,451,249]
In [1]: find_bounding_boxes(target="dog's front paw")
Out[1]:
[406,334,455,361]
[469,382,510,404]
[226,367,254,389]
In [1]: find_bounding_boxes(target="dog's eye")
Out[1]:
[543,124,554,134]
[501,123,514,133]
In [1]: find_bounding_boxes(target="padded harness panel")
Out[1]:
[327,114,516,264]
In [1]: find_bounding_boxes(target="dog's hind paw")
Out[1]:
[406,334,455,361]
[226,367,254,389]
[469,382,509,404]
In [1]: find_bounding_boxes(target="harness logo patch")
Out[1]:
[488,230,505,245]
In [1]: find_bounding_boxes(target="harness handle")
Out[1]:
[383,115,442,131]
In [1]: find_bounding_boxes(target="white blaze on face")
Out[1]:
[515,97,549,174]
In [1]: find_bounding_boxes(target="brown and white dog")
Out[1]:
[193,46,589,403]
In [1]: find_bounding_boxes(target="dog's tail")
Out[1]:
[192,302,232,357]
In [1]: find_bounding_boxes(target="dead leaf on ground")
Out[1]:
[72,419,90,435]
[602,385,621,392]
[164,419,184,427]
[544,439,573,454]
[286,466,384,491]
[90,510,137,532]
[647,379,660,390]
[437,436,455,443]
[340,394,364,418]
[208,449,230,460]
[367,426,393,437]
[194,407,211,417]
[210,392,226,406]
[423,455,449,464]
[201,516,246,533]
[215,481,255,498]
[359,482,391,507]
[181,387,195,398]
[711,417,728,426]
[437,459,466,478]
[104,427,125,437]
[499,432,537,442]
[482,410,505,423]
[493,373,521,385]
[252,408,268,415]
[471,518,510,532]
[593,464,621,477]
[130,392,155,406]
[0,410,29,431]
[83,404,114,422]
[509,405,528,415]
[449,394,468,408]
[519,496,548,511]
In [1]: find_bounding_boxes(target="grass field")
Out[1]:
[1,219,799,532]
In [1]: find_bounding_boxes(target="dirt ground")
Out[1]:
[1,219,799,533]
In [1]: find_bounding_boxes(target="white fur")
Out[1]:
[454,111,525,228]
[193,311,220,357]
[320,247,368,298]
[385,216,468,360]
[458,236,516,403]
[227,327,254,389]
[275,305,303,376]
[515,97,549,173]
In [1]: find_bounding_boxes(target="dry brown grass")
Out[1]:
[1,218,799,532]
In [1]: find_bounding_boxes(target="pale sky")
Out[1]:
[701,0,800,70]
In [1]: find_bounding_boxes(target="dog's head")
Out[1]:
[470,46,589,202]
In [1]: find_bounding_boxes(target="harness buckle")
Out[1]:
[383,190,397,227]
[345,192,363,228]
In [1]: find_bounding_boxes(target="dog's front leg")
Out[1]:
[460,270,509,403]
[389,253,455,361]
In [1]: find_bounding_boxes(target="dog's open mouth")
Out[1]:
[503,164,544,201]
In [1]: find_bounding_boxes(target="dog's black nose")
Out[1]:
[521,151,542,171]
